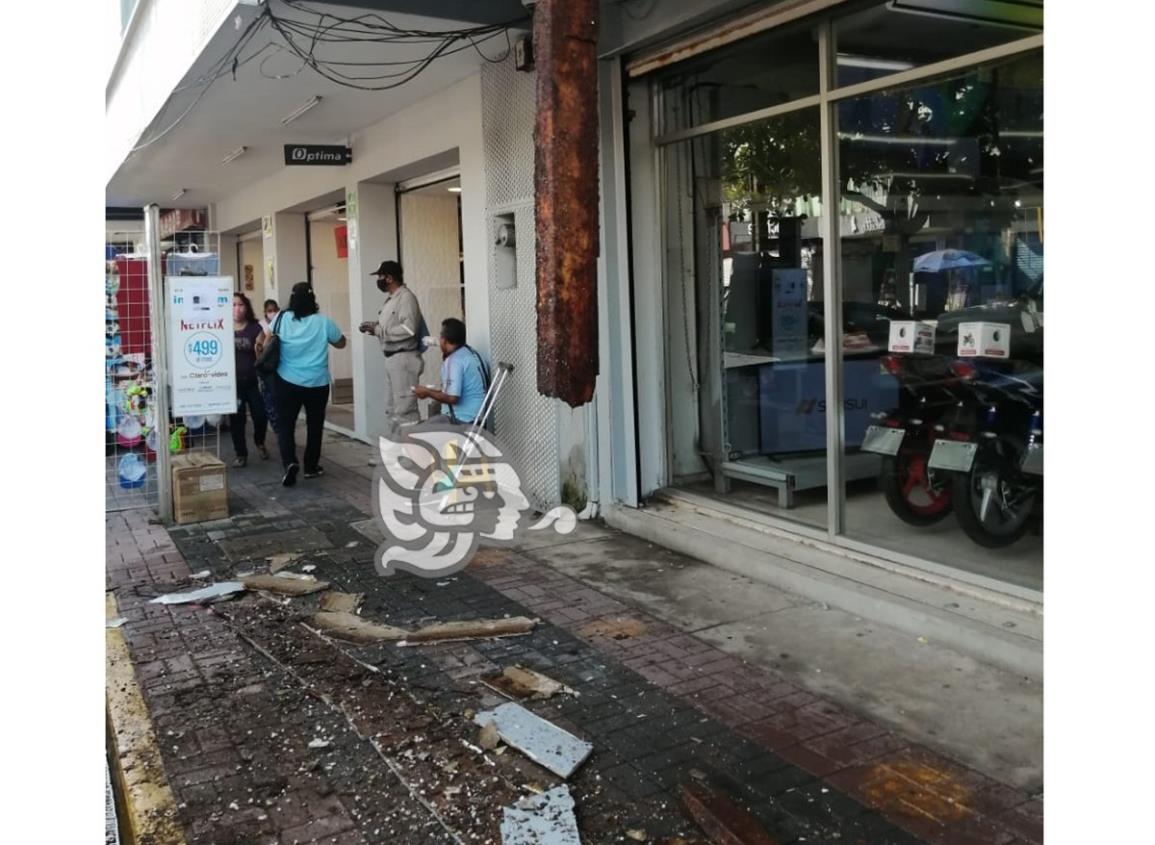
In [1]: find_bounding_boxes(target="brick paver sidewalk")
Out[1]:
[106,442,1042,844]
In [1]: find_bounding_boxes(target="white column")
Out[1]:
[208,203,239,290]
[218,234,239,291]
[459,98,491,361]
[346,181,397,441]
[260,212,308,306]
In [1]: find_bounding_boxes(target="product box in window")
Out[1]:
[888,320,936,355]
[957,322,1012,359]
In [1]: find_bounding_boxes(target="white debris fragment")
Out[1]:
[150,582,246,605]
[473,703,592,779]
[500,786,581,844]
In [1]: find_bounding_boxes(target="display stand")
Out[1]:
[104,215,226,518]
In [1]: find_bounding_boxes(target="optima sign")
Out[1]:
[283,144,353,166]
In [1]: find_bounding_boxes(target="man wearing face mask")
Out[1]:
[359,260,426,436]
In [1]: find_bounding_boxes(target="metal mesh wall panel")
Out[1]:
[481,59,560,510]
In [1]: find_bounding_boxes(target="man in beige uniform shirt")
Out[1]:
[359,260,426,437]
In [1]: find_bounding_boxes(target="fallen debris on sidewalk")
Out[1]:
[308,612,538,646]
[500,785,581,845]
[473,702,593,778]
[273,571,318,582]
[266,553,301,574]
[150,581,246,605]
[319,591,364,613]
[399,616,538,645]
[482,665,577,701]
[678,782,781,845]
[478,720,501,751]
[241,574,329,596]
[308,611,408,643]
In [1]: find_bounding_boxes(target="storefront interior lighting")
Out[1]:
[840,134,957,147]
[281,96,322,126]
[171,188,187,201]
[886,172,972,181]
[221,146,247,164]
[448,186,462,193]
[836,54,916,72]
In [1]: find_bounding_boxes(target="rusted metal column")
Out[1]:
[533,0,600,407]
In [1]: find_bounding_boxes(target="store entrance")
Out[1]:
[396,172,465,421]
[305,204,354,431]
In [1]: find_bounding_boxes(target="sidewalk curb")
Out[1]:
[106,593,186,845]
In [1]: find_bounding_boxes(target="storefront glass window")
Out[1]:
[834,0,1043,88]
[839,51,1043,589]
[656,22,818,135]
[664,108,828,529]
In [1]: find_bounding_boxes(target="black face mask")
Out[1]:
[377,278,390,293]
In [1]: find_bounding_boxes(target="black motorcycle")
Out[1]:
[929,357,1043,548]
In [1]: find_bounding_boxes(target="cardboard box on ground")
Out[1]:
[172,452,229,524]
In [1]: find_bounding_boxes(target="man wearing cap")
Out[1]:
[359,260,426,436]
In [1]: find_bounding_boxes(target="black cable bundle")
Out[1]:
[128,0,530,153]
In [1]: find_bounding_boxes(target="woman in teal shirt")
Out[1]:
[266,282,346,486]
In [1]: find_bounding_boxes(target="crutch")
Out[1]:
[457,362,513,461]
[436,363,514,494]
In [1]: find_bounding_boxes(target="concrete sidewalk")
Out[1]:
[105,427,1042,844]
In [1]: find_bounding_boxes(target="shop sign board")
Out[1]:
[168,277,236,415]
[284,144,353,165]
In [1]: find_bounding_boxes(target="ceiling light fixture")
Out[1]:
[171,188,187,201]
[221,146,247,164]
[836,54,916,72]
[447,186,462,193]
[281,96,322,126]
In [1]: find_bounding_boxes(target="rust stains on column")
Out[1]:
[533,0,600,407]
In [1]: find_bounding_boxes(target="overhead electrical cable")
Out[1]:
[124,0,531,151]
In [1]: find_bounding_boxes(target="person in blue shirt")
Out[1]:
[263,282,346,486]
[414,318,488,426]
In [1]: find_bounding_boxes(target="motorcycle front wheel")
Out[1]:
[951,448,1037,548]
[881,451,953,526]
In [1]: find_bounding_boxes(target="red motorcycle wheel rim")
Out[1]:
[899,453,951,516]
